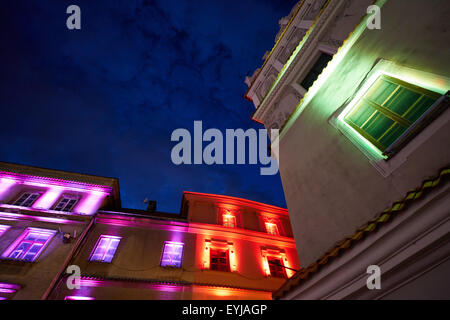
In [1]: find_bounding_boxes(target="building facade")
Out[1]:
[245,0,450,299]
[0,162,299,300]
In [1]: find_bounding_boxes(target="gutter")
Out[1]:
[41,215,96,300]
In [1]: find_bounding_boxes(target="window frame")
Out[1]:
[261,248,291,278]
[12,192,41,207]
[222,213,237,228]
[265,221,280,236]
[89,235,121,263]
[53,195,79,212]
[160,241,184,268]
[0,282,20,300]
[64,296,94,300]
[330,60,450,177]
[267,256,287,279]
[217,207,241,229]
[342,74,442,157]
[298,51,334,92]
[1,228,56,262]
[209,248,230,272]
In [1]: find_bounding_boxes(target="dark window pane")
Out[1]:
[364,113,395,141]
[347,102,377,127]
[366,79,397,105]
[404,96,437,123]
[300,53,333,90]
[268,258,286,278]
[379,124,407,148]
[385,88,421,116]
[210,249,229,272]
[14,193,30,205]
[66,199,77,211]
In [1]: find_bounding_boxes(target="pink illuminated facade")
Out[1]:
[0,162,299,300]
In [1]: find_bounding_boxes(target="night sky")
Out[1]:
[0,0,297,213]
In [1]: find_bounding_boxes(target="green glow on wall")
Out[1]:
[280,0,389,143]
[264,0,449,162]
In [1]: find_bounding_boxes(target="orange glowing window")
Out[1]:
[222,214,236,228]
[268,257,287,278]
[265,222,279,235]
[210,248,230,272]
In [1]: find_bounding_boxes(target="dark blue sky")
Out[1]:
[0,0,297,213]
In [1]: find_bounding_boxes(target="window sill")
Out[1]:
[0,258,33,266]
[160,265,182,269]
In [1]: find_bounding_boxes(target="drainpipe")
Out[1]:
[41,215,96,300]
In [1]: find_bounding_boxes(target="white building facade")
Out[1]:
[245,0,450,299]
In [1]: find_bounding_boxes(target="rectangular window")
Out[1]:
[90,235,121,263]
[343,75,441,155]
[160,241,184,268]
[0,282,20,300]
[265,222,279,236]
[222,214,236,228]
[64,296,94,300]
[210,248,230,272]
[299,52,333,90]
[268,257,287,278]
[54,196,78,212]
[2,228,56,262]
[0,225,10,238]
[13,192,41,207]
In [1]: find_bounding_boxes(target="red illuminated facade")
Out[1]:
[0,162,299,300]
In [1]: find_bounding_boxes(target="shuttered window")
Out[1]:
[344,75,441,155]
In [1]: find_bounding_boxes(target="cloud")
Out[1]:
[0,0,296,212]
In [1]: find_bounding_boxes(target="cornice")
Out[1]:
[253,0,344,123]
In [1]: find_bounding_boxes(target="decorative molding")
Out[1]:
[253,0,346,122]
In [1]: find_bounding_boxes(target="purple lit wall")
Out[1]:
[32,187,63,210]
[0,224,10,237]
[74,191,108,215]
[0,178,17,201]
[0,172,112,215]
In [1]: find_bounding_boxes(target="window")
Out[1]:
[267,257,287,278]
[54,196,78,212]
[65,296,94,300]
[343,75,441,156]
[160,241,184,268]
[90,235,121,263]
[0,282,20,300]
[210,248,230,272]
[2,228,56,262]
[222,214,236,228]
[13,192,41,207]
[265,222,279,236]
[0,225,10,238]
[299,52,333,90]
